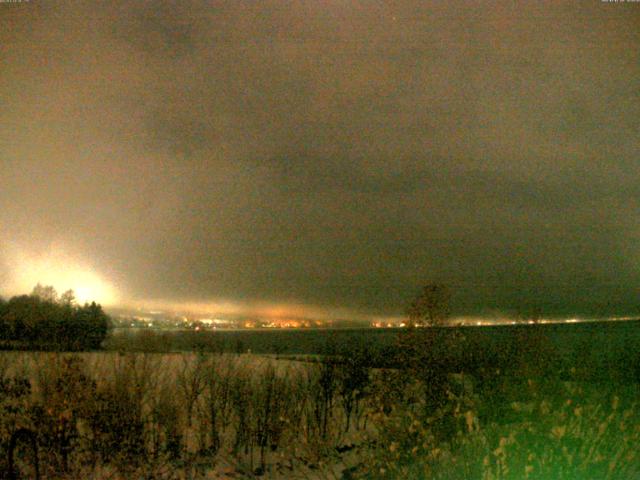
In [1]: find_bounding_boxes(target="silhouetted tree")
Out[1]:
[406,283,451,327]
[398,283,454,417]
[31,283,58,303]
[0,288,110,350]
[0,298,7,339]
[59,290,76,306]
[72,302,110,350]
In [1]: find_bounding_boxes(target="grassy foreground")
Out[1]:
[0,325,639,478]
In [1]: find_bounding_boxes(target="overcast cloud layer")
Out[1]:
[1,1,639,319]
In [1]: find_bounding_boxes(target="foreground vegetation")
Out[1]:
[1,324,639,478]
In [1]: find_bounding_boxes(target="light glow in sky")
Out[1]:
[1,243,120,306]
[1,1,638,318]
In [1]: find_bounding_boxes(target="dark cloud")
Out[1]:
[1,1,639,318]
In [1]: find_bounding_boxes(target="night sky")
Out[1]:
[1,1,639,321]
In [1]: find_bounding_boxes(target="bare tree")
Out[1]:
[30,284,58,303]
[400,283,453,414]
[406,283,451,327]
[59,290,76,306]
[176,354,207,428]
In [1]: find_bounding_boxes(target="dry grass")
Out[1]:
[0,349,639,479]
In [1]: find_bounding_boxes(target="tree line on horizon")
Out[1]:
[0,284,110,351]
